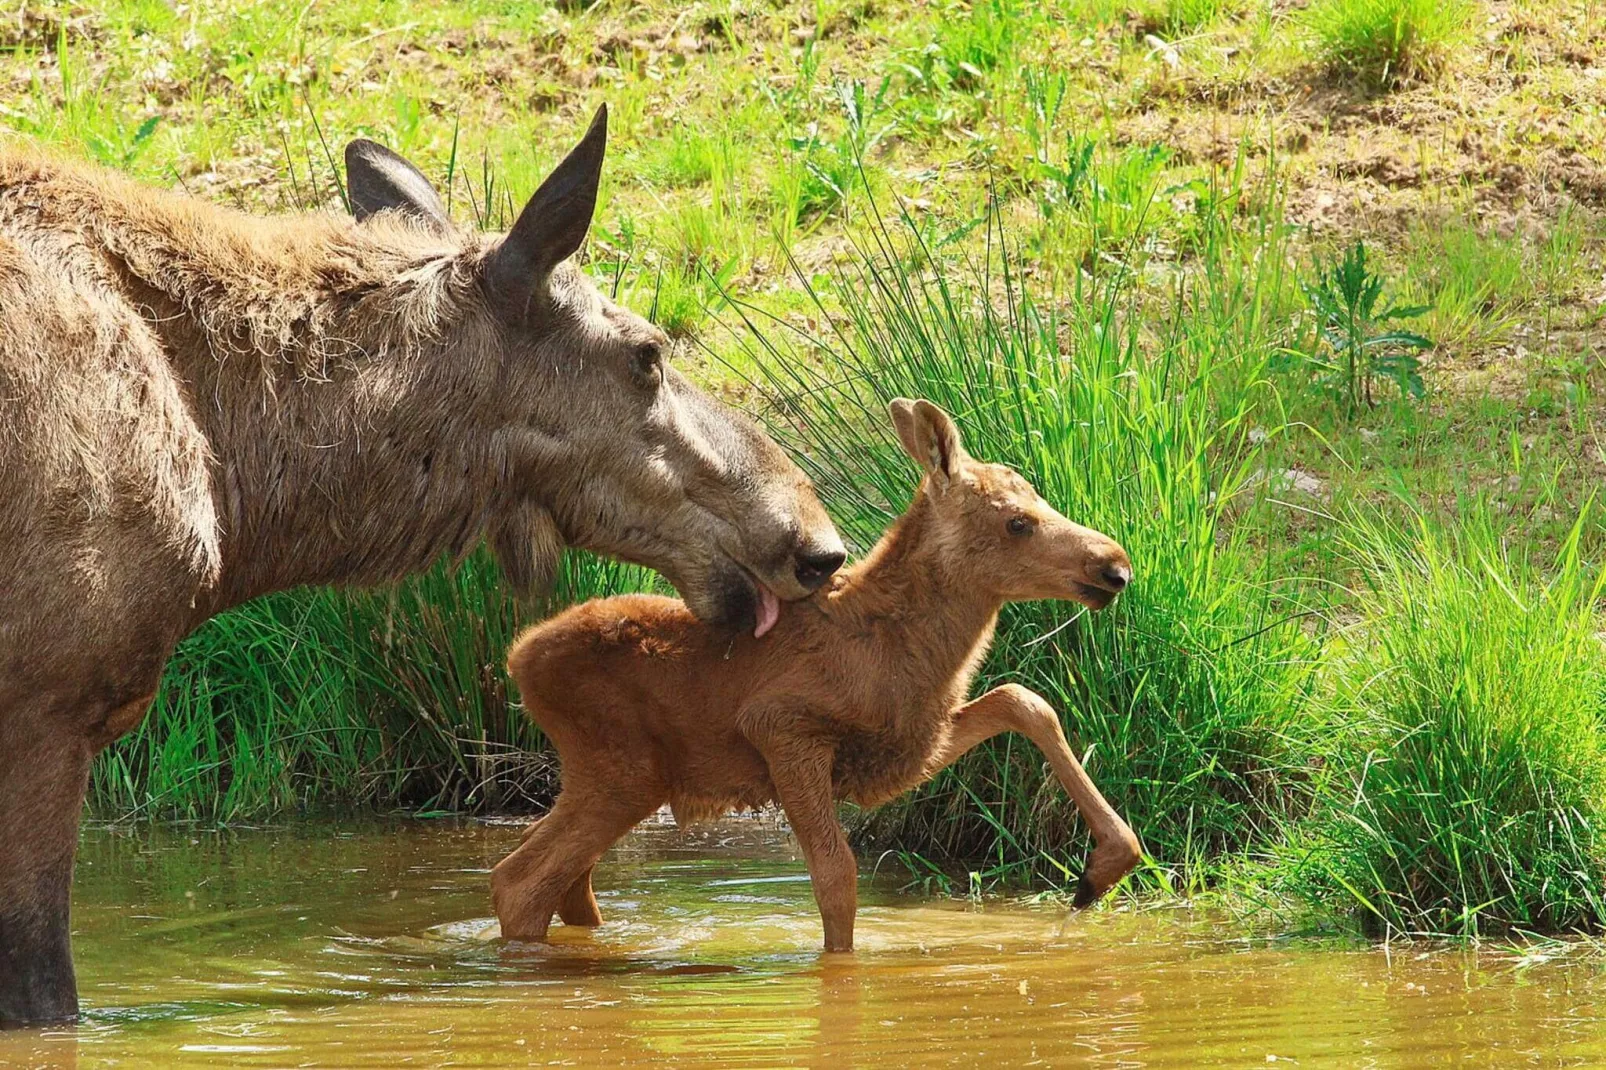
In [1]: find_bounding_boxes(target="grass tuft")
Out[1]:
[1303,0,1471,88]
[1271,506,1606,936]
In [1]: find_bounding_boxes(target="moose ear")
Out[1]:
[485,104,608,313]
[888,398,965,484]
[344,140,453,235]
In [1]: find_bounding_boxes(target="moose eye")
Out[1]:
[1007,515,1034,536]
[633,340,664,385]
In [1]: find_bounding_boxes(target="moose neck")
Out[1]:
[839,486,1004,686]
[90,190,508,615]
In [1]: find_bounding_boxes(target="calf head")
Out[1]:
[345,107,844,633]
[889,398,1131,609]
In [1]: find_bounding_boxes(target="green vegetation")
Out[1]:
[1269,509,1606,936]
[8,0,1606,938]
[1303,0,1471,88]
[1294,241,1431,415]
[732,198,1322,887]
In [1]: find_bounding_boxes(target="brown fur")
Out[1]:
[0,107,844,1024]
[496,400,1142,951]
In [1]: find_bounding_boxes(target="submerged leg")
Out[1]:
[762,742,856,952]
[0,705,93,1026]
[558,866,601,928]
[514,815,601,925]
[491,787,656,941]
[924,684,1141,907]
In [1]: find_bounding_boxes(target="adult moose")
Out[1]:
[0,105,845,1025]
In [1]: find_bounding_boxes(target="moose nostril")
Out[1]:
[1101,564,1132,592]
[795,549,846,591]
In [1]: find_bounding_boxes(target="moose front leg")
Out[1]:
[0,702,94,1026]
[925,684,1142,907]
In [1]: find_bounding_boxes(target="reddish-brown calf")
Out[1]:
[496,399,1142,950]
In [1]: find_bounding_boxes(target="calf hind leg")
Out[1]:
[924,685,1142,907]
[491,788,658,941]
[513,816,601,925]
[558,866,602,927]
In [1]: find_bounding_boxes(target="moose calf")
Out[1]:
[495,399,1142,950]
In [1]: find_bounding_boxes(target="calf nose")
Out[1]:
[795,547,846,591]
[1099,561,1132,592]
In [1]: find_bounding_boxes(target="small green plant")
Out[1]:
[935,0,1021,90]
[1294,241,1432,415]
[1304,0,1471,89]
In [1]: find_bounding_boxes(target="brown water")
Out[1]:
[3,816,1605,1068]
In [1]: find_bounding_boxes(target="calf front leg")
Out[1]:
[0,704,94,1026]
[925,684,1141,907]
[757,739,856,952]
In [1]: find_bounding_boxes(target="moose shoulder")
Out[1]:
[0,105,843,1026]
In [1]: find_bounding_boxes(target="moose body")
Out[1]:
[0,107,845,1025]
[496,399,1142,950]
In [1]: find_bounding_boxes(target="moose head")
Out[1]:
[345,107,845,634]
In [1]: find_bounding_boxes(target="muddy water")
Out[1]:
[3,817,1605,1068]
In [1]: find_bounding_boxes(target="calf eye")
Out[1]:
[1007,515,1033,536]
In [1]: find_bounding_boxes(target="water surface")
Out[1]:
[3,815,1604,1067]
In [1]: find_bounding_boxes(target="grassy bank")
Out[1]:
[1266,508,1606,936]
[7,0,1606,936]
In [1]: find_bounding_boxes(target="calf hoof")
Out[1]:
[495,907,554,943]
[1074,830,1143,909]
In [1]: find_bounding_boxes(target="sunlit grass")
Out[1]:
[1266,506,1606,935]
[1303,0,1472,88]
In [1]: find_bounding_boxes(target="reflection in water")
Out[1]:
[1,815,1604,1067]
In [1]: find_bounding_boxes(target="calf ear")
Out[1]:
[486,104,608,315]
[889,398,965,484]
[344,140,453,235]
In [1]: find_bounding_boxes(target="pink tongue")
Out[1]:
[753,583,780,638]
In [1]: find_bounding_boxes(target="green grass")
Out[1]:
[1303,0,1472,88]
[1266,507,1606,936]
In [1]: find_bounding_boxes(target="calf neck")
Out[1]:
[497,399,1141,950]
